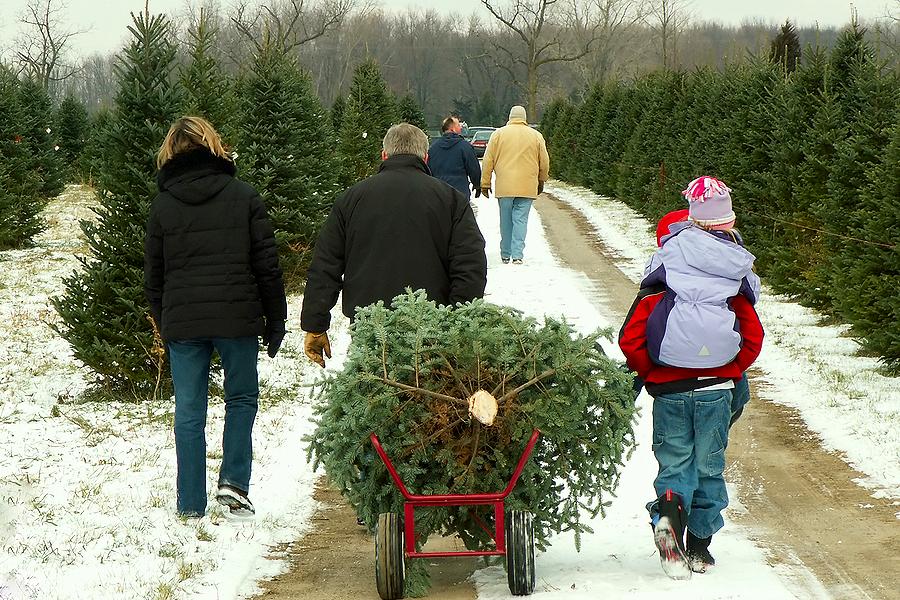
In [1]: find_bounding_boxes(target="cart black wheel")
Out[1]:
[375,512,405,600]
[506,510,535,596]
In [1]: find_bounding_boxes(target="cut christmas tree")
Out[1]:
[307,291,638,595]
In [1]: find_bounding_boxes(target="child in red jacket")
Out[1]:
[619,177,764,579]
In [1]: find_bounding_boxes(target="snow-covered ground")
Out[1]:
[1,181,897,599]
[0,186,342,599]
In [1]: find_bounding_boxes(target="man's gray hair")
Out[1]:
[383,123,429,159]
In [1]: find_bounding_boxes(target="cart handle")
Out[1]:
[369,429,541,501]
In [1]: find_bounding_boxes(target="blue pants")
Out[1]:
[168,337,259,516]
[731,373,750,426]
[650,388,731,539]
[498,197,533,260]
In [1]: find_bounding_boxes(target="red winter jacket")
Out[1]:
[618,286,764,395]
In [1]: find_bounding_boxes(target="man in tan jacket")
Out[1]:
[480,105,550,264]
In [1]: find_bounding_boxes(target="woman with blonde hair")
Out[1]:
[144,116,287,519]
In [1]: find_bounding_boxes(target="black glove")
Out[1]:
[474,186,482,198]
[538,181,545,194]
[263,319,287,358]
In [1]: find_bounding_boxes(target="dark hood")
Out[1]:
[157,147,237,205]
[436,132,465,150]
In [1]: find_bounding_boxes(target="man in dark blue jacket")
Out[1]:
[427,116,481,198]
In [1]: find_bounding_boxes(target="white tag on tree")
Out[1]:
[467,390,498,426]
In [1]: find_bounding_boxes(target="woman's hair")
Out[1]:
[156,116,231,168]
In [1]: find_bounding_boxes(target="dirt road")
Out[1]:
[255,192,898,600]
[256,483,477,600]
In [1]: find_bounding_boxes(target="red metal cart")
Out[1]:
[369,429,541,599]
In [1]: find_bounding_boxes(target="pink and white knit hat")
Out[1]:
[682,176,735,228]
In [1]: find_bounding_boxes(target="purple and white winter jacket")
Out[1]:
[641,222,761,369]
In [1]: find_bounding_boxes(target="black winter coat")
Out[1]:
[427,132,481,197]
[300,154,487,332]
[144,148,287,341]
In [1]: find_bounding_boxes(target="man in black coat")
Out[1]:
[300,123,487,367]
[427,115,481,198]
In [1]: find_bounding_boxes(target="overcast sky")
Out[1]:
[0,0,894,59]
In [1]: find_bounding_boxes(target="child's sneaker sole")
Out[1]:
[688,555,712,573]
[654,516,692,580]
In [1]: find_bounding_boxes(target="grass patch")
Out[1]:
[153,583,174,600]
[158,543,180,559]
[177,560,202,582]
[196,523,213,542]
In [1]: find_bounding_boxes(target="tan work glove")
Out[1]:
[481,187,491,198]
[304,331,332,367]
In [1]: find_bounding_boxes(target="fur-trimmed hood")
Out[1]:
[156,148,236,205]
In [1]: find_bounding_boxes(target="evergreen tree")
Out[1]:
[762,45,829,295]
[341,59,398,182]
[824,56,898,321]
[669,68,735,183]
[597,80,651,202]
[236,46,343,285]
[828,20,873,98]
[473,90,500,126]
[595,84,643,197]
[584,82,626,196]
[538,97,564,143]
[790,86,845,309]
[330,94,346,133]
[720,61,781,267]
[18,77,66,198]
[616,72,684,218]
[571,83,605,188]
[769,20,802,73]
[308,291,637,594]
[840,114,900,367]
[78,107,113,187]
[397,93,427,131]
[55,94,90,181]
[180,8,235,138]
[547,100,577,181]
[0,67,43,248]
[52,12,183,394]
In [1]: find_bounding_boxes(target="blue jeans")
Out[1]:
[650,388,731,539]
[731,373,750,426]
[168,337,259,516]
[498,197,533,260]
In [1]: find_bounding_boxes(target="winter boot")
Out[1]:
[686,530,715,573]
[653,489,691,580]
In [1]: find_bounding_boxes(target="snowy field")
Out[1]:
[0,185,343,599]
[1,181,897,599]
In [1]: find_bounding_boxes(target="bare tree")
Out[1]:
[644,0,691,70]
[15,0,87,92]
[574,0,646,85]
[481,0,605,118]
[231,0,357,55]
